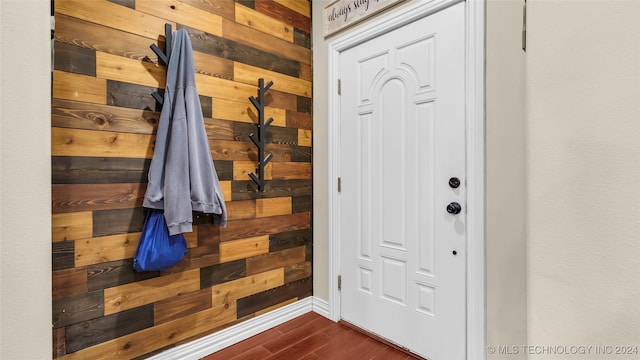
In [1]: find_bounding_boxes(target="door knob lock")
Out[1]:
[446,202,462,215]
[448,177,461,189]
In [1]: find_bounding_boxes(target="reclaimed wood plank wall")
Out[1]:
[51,0,312,358]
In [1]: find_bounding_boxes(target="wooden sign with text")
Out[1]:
[323,0,405,37]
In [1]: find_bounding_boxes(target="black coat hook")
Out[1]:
[150,23,172,105]
[248,78,274,192]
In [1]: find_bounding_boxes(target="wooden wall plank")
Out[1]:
[192,50,234,80]
[256,197,292,218]
[53,240,76,271]
[75,232,141,267]
[104,269,200,315]
[234,3,294,43]
[273,0,311,17]
[210,268,284,306]
[53,211,93,242]
[205,118,236,141]
[234,62,311,97]
[231,179,312,201]
[53,267,88,300]
[93,208,145,237]
[220,181,232,201]
[211,98,287,127]
[269,228,311,252]
[106,80,162,112]
[65,305,154,353]
[52,99,158,135]
[88,259,159,292]
[52,183,145,214]
[236,277,311,318]
[136,0,223,37]
[195,73,256,102]
[54,41,97,76]
[254,0,310,33]
[292,195,312,213]
[291,144,312,162]
[200,259,246,288]
[53,156,151,184]
[286,110,312,130]
[220,212,309,241]
[297,95,312,114]
[219,235,269,263]
[234,122,299,145]
[54,14,159,64]
[108,0,135,9]
[298,129,312,147]
[59,303,236,360]
[53,70,107,104]
[52,127,154,159]
[53,290,104,328]
[255,297,297,316]
[154,288,212,325]
[179,0,236,20]
[96,52,165,88]
[246,246,306,275]
[233,161,272,181]
[55,0,173,41]
[284,261,312,284]
[265,89,298,111]
[53,327,66,358]
[226,200,256,220]
[272,162,312,180]
[293,28,311,49]
[210,140,289,162]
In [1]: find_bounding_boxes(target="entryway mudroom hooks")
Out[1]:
[150,23,173,105]
[248,78,274,192]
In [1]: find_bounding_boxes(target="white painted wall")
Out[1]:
[0,0,52,359]
[486,0,527,357]
[526,1,640,357]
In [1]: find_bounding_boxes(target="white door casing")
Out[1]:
[339,3,465,359]
[327,0,486,359]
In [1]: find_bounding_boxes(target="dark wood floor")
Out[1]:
[201,312,419,360]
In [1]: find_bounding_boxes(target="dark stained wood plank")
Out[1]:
[294,27,311,49]
[53,267,88,300]
[265,89,298,111]
[154,288,212,325]
[65,305,154,353]
[52,290,104,328]
[200,95,213,118]
[205,118,236,141]
[54,14,159,64]
[235,0,255,10]
[106,80,162,112]
[292,195,312,214]
[236,277,311,318]
[272,162,312,180]
[183,25,300,78]
[52,156,151,184]
[108,0,136,9]
[291,145,312,162]
[197,223,222,248]
[52,98,159,135]
[297,95,311,114]
[254,0,310,33]
[52,183,146,214]
[234,122,299,145]
[286,110,311,130]
[53,240,75,271]
[213,160,233,181]
[231,179,312,201]
[179,0,235,20]
[93,207,145,237]
[54,41,96,76]
[220,212,310,241]
[162,250,220,275]
[284,261,312,284]
[246,246,306,275]
[87,259,159,292]
[53,327,66,358]
[269,228,311,252]
[200,259,246,288]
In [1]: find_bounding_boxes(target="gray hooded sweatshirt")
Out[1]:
[143,28,227,235]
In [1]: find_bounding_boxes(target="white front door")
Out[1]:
[339,3,466,359]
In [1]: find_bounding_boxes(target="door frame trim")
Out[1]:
[326,1,486,359]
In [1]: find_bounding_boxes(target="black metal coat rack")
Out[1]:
[150,23,173,105]
[248,78,274,192]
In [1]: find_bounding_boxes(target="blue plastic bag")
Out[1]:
[133,209,187,272]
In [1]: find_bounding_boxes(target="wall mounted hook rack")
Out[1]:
[248,78,274,192]
[150,23,173,105]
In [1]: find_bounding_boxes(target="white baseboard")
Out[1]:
[149,296,330,360]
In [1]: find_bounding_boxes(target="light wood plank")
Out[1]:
[234,161,272,181]
[234,62,311,98]
[219,235,270,263]
[220,181,232,202]
[53,70,107,104]
[184,228,198,248]
[52,127,154,159]
[246,246,306,275]
[298,129,312,147]
[52,211,93,242]
[195,73,256,102]
[272,162,312,180]
[274,0,311,17]
[211,98,287,127]
[75,232,141,267]
[211,268,284,306]
[55,0,173,41]
[192,50,234,80]
[104,269,200,315]
[136,0,223,37]
[59,302,236,360]
[235,3,294,43]
[226,200,256,221]
[256,197,292,218]
[96,52,165,88]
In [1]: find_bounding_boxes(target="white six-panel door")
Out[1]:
[339,3,466,359]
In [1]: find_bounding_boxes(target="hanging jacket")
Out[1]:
[143,28,227,235]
